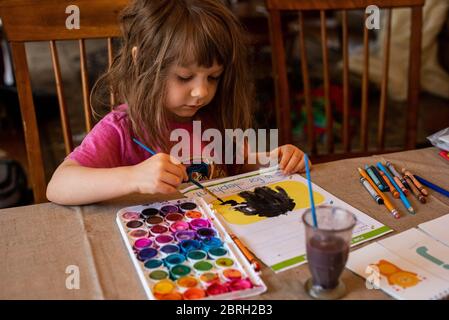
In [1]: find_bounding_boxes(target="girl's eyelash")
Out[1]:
[177,76,192,82]
[177,75,221,82]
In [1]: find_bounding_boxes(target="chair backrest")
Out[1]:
[0,0,128,202]
[266,0,424,162]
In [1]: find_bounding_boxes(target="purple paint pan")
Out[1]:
[174,230,196,242]
[160,205,179,216]
[196,227,217,240]
[189,218,210,231]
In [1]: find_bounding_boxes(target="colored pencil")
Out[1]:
[358,168,400,219]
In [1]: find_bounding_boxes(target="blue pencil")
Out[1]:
[414,175,449,199]
[304,154,318,228]
[377,162,414,214]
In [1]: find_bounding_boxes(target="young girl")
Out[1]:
[46,0,309,205]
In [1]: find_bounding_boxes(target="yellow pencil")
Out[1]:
[358,168,400,219]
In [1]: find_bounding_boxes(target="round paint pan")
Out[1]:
[193,260,214,274]
[179,202,198,211]
[164,213,184,224]
[183,287,206,300]
[206,282,229,296]
[164,253,186,268]
[152,279,175,295]
[189,218,210,231]
[138,247,158,261]
[121,211,140,221]
[149,224,169,236]
[149,270,169,282]
[126,220,143,229]
[140,207,160,219]
[160,205,179,216]
[128,229,149,239]
[144,259,164,270]
[145,215,164,227]
[215,257,235,269]
[227,279,253,291]
[185,210,203,220]
[199,272,219,286]
[154,234,174,246]
[196,227,216,240]
[222,268,242,281]
[179,239,201,253]
[169,221,189,233]
[133,238,153,251]
[170,264,192,280]
[177,276,199,292]
[186,250,208,264]
[156,291,183,300]
[208,247,228,260]
[159,244,180,257]
[174,230,196,242]
[201,237,223,251]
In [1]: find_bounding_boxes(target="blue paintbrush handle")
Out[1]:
[304,154,317,228]
[377,162,414,213]
[132,138,156,155]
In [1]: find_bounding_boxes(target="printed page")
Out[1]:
[418,214,449,247]
[347,242,449,300]
[182,167,392,273]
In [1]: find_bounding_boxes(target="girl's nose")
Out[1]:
[191,83,208,99]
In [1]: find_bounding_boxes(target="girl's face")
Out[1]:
[165,61,223,121]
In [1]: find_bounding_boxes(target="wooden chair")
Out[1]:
[266,0,424,162]
[0,0,128,203]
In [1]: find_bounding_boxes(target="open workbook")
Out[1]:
[181,167,392,273]
[347,214,449,300]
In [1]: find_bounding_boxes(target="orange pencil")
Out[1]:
[230,233,261,272]
[378,170,400,198]
[358,168,400,219]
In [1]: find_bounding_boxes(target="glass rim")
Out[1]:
[302,205,357,232]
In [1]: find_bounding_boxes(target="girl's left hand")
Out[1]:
[270,144,310,175]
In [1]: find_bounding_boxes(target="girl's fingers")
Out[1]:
[164,161,188,181]
[279,147,294,169]
[157,182,178,194]
[294,158,306,173]
[160,171,183,187]
[284,151,302,174]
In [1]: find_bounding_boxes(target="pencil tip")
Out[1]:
[408,207,415,214]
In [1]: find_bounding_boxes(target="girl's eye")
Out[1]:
[177,76,192,82]
[208,76,221,81]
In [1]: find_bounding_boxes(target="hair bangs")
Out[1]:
[167,10,233,68]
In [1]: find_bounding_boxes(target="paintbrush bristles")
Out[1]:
[190,178,224,203]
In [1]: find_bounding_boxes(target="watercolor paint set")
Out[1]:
[116,197,267,300]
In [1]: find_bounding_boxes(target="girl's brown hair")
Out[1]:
[91,0,255,155]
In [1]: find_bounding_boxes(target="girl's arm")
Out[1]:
[47,154,188,205]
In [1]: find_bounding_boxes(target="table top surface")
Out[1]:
[1,147,448,299]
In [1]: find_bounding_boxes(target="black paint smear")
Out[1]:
[223,186,295,218]
[221,199,238,206]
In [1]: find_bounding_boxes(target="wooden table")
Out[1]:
[1,147,448,299]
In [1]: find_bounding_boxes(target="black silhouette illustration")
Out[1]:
[222,186,295,218]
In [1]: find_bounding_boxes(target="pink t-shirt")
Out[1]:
[67,104,213,168]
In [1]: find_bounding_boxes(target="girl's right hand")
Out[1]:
[130,153,188,195]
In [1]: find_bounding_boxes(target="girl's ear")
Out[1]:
[132,46,138,64]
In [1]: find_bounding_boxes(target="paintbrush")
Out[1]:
[132,138,225,203]
[188,178,225,203]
